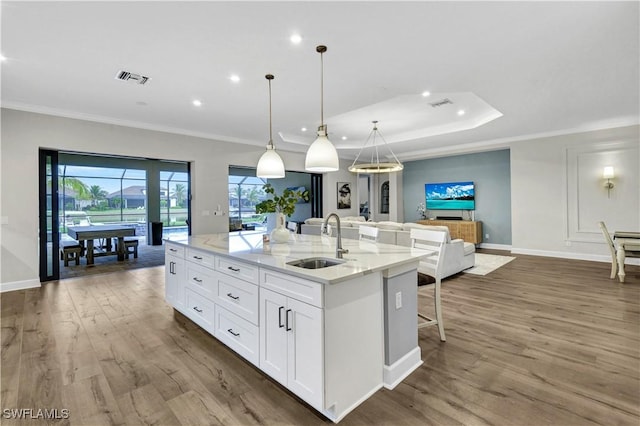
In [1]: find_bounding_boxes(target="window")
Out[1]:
[160,171,189,228]
[228,174,268,232]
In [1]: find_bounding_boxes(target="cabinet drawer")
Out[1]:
[216,257,259,283]
[216,274,259,325]
[187,248,216,268]
[184,287,215,334]
[165,243,185,258]
[215,306,259,366]
[186,262,216,300]
[260,269,323,308]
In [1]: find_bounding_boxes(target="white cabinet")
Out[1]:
[165,241,393,423]
[165,243,185,310]
[260,287,323,411]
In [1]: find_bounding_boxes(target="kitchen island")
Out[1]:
[164,231,429,422]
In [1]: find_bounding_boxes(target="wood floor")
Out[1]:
[1,251,638,425]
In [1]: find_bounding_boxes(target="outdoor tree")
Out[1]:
[88,185,108,206]
[174,183,187,207]
[57,176,89,200]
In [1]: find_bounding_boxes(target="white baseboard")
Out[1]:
[478,243,512,250]
[383,346,423,389]
[0,278,41,293]
[510,248,640,265]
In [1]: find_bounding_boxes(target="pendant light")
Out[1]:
[256,74,285,179]
[305,45,339,172]
[348,120,403,173]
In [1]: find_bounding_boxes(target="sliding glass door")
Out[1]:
[39,149,60,281]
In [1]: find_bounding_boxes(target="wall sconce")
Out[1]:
[603,166,615,198]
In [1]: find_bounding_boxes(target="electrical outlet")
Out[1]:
[485,233,489,239]
[395,292,402,309]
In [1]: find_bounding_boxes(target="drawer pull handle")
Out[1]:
[193,306,203,313]
[227,329,240,337]
[226,293,239,300]
[286,309,292,331]
[193,277,202,283]
[278,306,285,328]
[193,256,203,260]
[169,248,178,252]
[227,266,240,272]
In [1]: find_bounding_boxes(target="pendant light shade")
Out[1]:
[305,125,339,172]
[305,45,339,172]
[257,74,285,179]
[348,121,403,174]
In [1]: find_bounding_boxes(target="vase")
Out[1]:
[270,212,290,244]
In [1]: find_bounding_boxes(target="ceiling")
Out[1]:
[2,1,638,162]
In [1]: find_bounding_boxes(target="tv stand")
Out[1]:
[417,220,482,244]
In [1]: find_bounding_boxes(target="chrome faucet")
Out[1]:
[323,213,349,259]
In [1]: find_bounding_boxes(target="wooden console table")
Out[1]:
[417,220,483,244]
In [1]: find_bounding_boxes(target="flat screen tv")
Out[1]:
[425,181,475,210]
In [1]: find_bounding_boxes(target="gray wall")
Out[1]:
[268,171,312,224]
[402,149,512,245]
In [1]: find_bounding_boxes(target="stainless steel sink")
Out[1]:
[287,257,346,269]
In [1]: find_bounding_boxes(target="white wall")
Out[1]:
[0,108,349,287]
[510,125,639,260]
[2,108,637,289]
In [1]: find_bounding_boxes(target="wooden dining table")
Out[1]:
[67,224,136,265]
[613,231,640,283]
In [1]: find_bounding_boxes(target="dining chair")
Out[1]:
[358,225,379,242]
[286,221,298,233]
[410,228,447,342]
[598,221,617,279]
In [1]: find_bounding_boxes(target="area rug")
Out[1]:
[463,253,515,276]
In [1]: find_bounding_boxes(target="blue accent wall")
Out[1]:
[402,149,511,245]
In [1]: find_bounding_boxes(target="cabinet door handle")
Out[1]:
[285,309,292,331]
[227,328,240,337]
[227,266,240,272]
[278,306,284,328]
[169,261,174,274]
[193,306,203,313]
[193,255,203,260]
[192,277,202,283]
[226,293,239,300]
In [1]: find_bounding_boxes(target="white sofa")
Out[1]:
[301,217,475,278]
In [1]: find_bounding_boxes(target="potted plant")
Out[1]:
[255,184,309,243]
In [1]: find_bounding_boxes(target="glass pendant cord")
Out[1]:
[348,121,403,173]
[319,45,325,127]
[267,74,274,148]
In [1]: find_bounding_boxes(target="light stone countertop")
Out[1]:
[165,231,431,284]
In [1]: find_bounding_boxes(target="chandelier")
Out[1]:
[348,121,403,173]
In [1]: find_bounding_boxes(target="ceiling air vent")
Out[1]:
[429,98,453,108]
[115,70,150,85]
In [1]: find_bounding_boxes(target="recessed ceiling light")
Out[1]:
[193,100,202,107]
[457,109,466,116]
[341,136,348,140]
[230,74,240,83]
[422,91,431,97]
[290,34,302,44]
[0,55,6,62]
[301,127,307,132]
